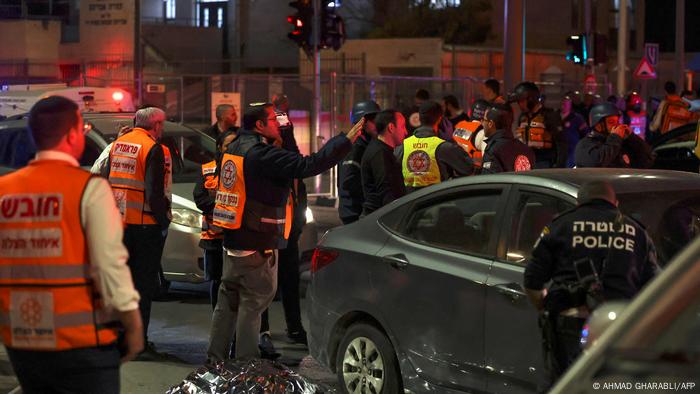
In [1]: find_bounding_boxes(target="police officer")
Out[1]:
[395,100,474,192]
[575,103,654,168]
[480,103,535,174]
[560,94,588,168]
[0,96,143,392]
[512,82,567,168]
[207,103,362,361]
[193,129,237,309]
[337,100,380,224]
[523,181,659,383]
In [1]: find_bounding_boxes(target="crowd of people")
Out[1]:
[1,75,697,392]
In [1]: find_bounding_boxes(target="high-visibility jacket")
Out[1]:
[200,161,223,242]
[0,160,118,351]
[453,120,484,165]
[518,111,554,149]
[163,144,173,205]
[626,110,647,138]
[402,135,443,188]
[213,134,293,242]
[108,128,159,225]
[662,96,692,133]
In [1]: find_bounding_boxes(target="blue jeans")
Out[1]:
[7,345,120,394]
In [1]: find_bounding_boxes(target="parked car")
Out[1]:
[651,122,699,173]
[307,169,700,394]
[551,236,700,394]
[0,113,318,289]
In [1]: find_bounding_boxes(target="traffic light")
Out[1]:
[321,4,345,51]
[287,1,312,49]
[566,34,587,65]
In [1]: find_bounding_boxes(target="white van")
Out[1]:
[0,85,135,117]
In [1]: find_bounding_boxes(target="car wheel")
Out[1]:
[336,323,401,394]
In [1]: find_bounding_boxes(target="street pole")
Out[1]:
[503,0,525,93]
[675,0,686,90]
[312,0,321,154]
[584,0,595,78]
[616,0,628,96]
[134,0,142,106]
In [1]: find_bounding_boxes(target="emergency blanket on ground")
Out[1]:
[167,358,335,394]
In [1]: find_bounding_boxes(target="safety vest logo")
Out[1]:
[514,155,531,172]
[222,160,237,189]
[20,298,42,327]
[407,150,431,173]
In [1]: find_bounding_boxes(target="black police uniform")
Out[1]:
[337,134,370,224]
[518,107,568,168]
[481,129,536,174]
[574,132,626,168]
[524,200,659,382]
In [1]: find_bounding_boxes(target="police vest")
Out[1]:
[662,96,692,133]
[108,128,159,225]
[0,160,119,351]
[200,161,223,242]
[626,111,647,138]
[518,112,554,149]
[213,136,293,241]
[402,135,443,188]
[453,120,484,165]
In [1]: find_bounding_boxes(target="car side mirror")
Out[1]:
[580,301,629,348]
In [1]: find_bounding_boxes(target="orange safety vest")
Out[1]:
[200,161,223,241]
[453,120,484,165]
[518,112,554,149]
[0,160,118,351]
[662,96,692,133]
[213,151,293,241]
[108,128,159,225]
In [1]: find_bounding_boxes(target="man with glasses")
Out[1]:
[480,103,535,174]
[207,102,363,362]
[107,107,171,360]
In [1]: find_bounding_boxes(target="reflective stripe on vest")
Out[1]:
[518,113,553,149]
[200,161,223,241]
[0,161,118,351]
[626,111,647,138]
[402,135,443,188]
[108,128,157,225]
[662,96,692,133]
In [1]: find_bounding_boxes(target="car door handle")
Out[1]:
[382,254,409,270]
[494,282,526,302]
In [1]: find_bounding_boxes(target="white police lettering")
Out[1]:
[10,291,56,349]
[110,157,137,175]
[113,142,141,158]
[0,194,62,223]
[0,228,63,258]
[571,220,635,252]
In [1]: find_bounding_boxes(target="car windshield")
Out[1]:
[617,190,700,265]
[89,117,216,183]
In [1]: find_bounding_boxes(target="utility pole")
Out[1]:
[311,0,321,155]
[134,0,142,106]
[584,0,594,77]
[675,0,686,90]
[503,0,525,93]
[616,0,628,96]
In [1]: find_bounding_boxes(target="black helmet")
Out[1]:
[511,82,540,110]
[471,99,490,120]
[589,102,620,128]
[350,100,380,123]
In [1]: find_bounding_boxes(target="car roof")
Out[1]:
[421,168,700,196]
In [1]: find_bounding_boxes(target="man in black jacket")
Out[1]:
[207,103,363,361]
[203,104,239,140]
[361,110,407,216]
[481,104,535,174]
[337,100,380,224]
[395,101,474,193]
[575,103,654,168]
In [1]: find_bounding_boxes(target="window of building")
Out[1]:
[165,0,176,19]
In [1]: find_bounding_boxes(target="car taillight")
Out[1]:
[311,248,338,273]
